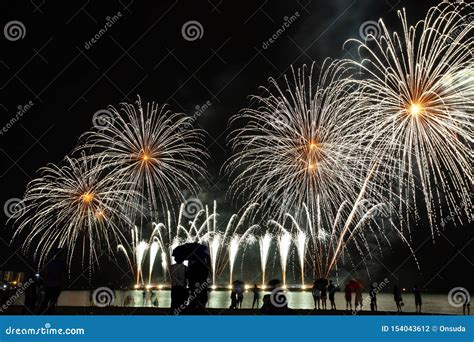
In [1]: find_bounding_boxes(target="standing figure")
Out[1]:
[393,285,403,312]
[321,284,327,310]
[312,282,321,310]
[413,285,422,313]
[252,284,261,309]
[369,283,378,312]
[344,282,352,311]
[170,257,188,312]
[327,280,336,310]
[39,249,66,314]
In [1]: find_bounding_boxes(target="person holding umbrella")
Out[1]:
[172,242,211,311]
[170,256,187,311]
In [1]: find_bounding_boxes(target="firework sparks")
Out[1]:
[13,156,138,269]
[226,60,375,224]
[345,2,473,234]
[270,195,418,281]
[78,96,209,220]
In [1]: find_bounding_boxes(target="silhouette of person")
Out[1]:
[39,249,66,314]
[252,284,261,309]
[393,285,403,312]
[463,293,470,315]
[312,282,321,310]
[229,288,238,309]
[185,245,210,310]
[344,282,352,310]
[22,272,41,314]
[170,256,187,311]
[369,283,378,312]
[327,280,336,310]
[413,285,422,313]
[355,287,363,311]
[236,285,244,308]
[321,284,327,310]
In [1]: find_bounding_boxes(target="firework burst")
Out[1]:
[13,156,138,269]
[345,3,473,234]
[226,60,377,223]
[78,96,209,221]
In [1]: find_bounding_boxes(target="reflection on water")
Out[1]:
[49,290,465,315]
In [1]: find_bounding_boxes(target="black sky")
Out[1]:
[0,0,472,290]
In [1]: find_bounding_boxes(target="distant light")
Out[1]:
[210,285,217,290]
[227,284,232,289]
[157,284,164,290]
[145,284,152,290]
[133,284,140,289]
[245,284,250,290]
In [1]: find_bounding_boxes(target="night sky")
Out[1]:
[0,0,472,290]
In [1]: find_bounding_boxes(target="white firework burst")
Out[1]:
[226,60,377,223]
[78,96,209,221]
[345,2,473,234]
[13,156,139,269]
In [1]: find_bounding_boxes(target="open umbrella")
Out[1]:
[314,278,328,290]
[348,279,363,291]
[268,279,282,289]
[172,242,209,261]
